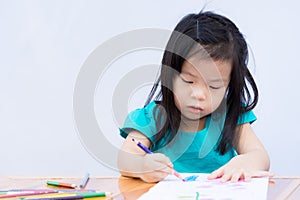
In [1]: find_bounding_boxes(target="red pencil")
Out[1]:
[0,190,57,198]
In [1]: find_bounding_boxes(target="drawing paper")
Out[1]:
[138,173,269,200]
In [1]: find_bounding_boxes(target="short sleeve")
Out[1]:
[237,110,257,125]
[119,101,161,144]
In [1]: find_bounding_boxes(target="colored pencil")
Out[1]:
[0,190,57,198]
[24,192,112,199]
[46,180,77,188]
[0,189,55,193]
[132,138,152,154]
[79,173,90,188]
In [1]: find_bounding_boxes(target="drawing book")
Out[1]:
[138,173,269,200]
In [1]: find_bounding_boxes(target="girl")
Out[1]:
[117,11,272,183]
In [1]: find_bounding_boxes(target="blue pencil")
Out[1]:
[79,173,90,188]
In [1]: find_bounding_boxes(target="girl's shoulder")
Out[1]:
[120,101,163,141]
[129,101,161,120]
[237,109,257,125]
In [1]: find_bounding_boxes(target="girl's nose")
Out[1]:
[191,86,206,100]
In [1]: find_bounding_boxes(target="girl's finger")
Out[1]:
[251,170,274,178]
[220,172,233,183]
[141,174,163,183]
[153,171,170,180]
[231,171,243,182]
[208,168,224,180]
[244,172,252,182]
[152,153,173,168]
[155,165,174,175]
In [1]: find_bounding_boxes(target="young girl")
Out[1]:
[117,11,272,183]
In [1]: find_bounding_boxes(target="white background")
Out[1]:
[1,0,299,177]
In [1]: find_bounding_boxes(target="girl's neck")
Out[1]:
[179,116,207,133]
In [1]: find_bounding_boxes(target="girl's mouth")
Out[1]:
[188,106,203,114]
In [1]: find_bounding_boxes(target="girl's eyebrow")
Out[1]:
[181,70,228,83]
[181,70,196,77]
[208,78,228,83]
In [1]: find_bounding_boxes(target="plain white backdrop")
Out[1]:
[1,0,299,177]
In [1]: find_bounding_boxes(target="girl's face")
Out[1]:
[173,57,232,125]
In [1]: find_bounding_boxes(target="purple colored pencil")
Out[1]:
[26,196,83,200]
[132,138,152,154]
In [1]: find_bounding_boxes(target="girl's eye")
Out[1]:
[180,76,194,84]
[209,86,222,90]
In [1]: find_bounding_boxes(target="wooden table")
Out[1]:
[0,176,299,199]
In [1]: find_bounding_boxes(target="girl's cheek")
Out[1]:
[210,91,225,110]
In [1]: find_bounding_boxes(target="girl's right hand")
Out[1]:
[140,153,174,183]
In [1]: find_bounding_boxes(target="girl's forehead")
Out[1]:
[182,57,232,80]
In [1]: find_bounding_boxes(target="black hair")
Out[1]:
[145,11,258,155]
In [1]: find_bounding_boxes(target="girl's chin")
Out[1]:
[181,113,204,121]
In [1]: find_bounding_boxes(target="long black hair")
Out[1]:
[145,11,258,155]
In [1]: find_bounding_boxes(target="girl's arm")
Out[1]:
[208,123,273,182]
[117,130,173,183]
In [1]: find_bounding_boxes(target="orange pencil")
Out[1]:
[46,180,77,188]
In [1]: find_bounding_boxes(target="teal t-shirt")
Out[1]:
[120,101,256,173]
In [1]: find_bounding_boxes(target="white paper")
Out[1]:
[138,173,269,200]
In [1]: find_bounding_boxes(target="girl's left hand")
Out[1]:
[207,156,274,182]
